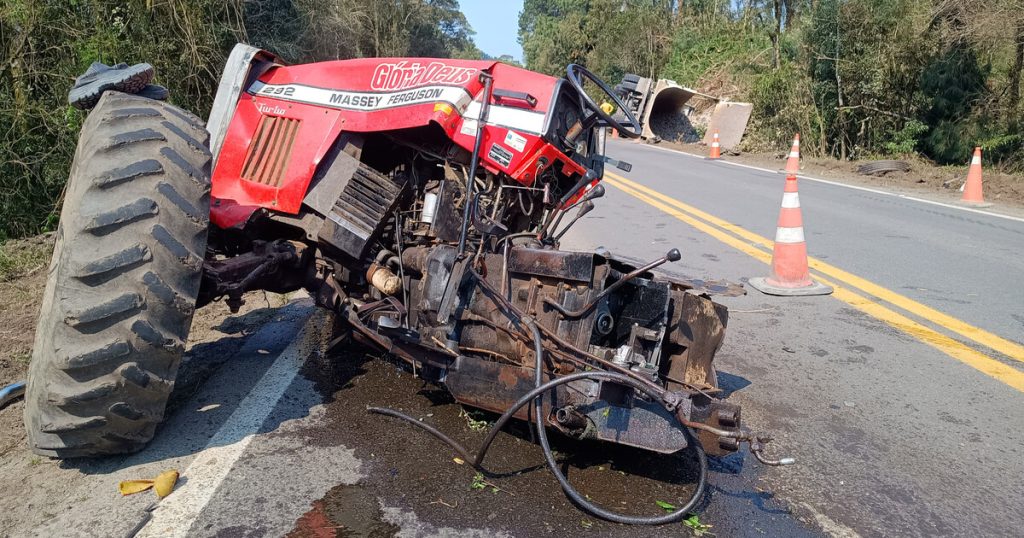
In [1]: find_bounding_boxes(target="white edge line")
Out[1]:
[136,309,319,538]
[632,142,1024,225]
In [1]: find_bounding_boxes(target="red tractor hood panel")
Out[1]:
[211,57,581,229]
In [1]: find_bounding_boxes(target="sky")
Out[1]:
[459,0,525,63]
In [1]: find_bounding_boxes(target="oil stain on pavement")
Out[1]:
[285,334,822,537]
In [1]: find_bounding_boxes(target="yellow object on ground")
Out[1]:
[154,470,179,499]
[119,469,179,498]
[119,480,155,495]
[599,101,615,115]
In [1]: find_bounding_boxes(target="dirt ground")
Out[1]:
[656,139,1024,207]
[0,234,53,459]
[0,235,292,461]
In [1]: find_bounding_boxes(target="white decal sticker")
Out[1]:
[504,130,527,152]
[256,103,286,116]
[248,81,472,112]
[462,101,546,134]
[460,119,478,137]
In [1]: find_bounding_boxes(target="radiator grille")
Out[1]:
[241,115,300,187]
[320,164,407,258]
[333,166,402,238]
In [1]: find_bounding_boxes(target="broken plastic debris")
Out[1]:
[119,480,155,496]
[119,469,179,498]
[154,469,179,498]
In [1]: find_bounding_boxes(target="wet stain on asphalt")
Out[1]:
[281,332,820,537]
[289,484,399,538]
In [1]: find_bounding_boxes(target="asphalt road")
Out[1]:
[3,140,1023,537]
[560,139,1024,536]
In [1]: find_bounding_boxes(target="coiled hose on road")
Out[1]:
[369,319,707,525]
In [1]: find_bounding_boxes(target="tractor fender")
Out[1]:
[207,43,284,164]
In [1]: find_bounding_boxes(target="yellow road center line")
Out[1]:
[603,174,1024,393]
[606,171,1024,365]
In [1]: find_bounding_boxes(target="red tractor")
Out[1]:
[24,45,788,524]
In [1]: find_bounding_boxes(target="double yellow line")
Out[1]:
[603,171,1024,393]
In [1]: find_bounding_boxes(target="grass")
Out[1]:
[459,407,490,432]
[656,501,714,536]
[11,351,31,366]
[470,472,512,495]
[0,239,50,282]
[683,514,713,536]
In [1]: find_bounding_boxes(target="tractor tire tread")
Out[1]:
[24,92,210,458]
[83,197,160,235]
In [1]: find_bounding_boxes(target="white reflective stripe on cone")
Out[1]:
[789,151,799,158]
[971,156,981,165]
[775,226,805,244]
[781,192,800,208]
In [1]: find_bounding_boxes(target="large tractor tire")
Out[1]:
[25,92,211,457]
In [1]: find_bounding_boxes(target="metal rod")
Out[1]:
[458,72,495,255]
[543,248,681,319]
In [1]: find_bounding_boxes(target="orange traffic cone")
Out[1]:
[961,147,992,207]
[749,172,833,296]
[707,131,721,160]
[783,134,800,175]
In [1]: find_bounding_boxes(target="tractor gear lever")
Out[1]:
[552,200,595,242]
[543,248,682,318]
[542,181,604,241]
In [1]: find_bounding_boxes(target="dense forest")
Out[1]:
[519,0,1024,165]
[2,0,1022,241]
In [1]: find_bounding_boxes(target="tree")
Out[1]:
[0,0,482,240]
[519,0,674,80]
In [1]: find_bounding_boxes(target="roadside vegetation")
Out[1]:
[519,1,1024,167]
[0,0,476,241]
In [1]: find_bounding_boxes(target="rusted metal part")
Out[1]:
[580,396,691,454]
[442,354,693,454]
[663,291,729,393]
[197,240,311,310]
[541,248,680,319]
[506,248,595,283]
[606,252,746,297]
[355,243,748,456]
[686,396,743,457]
[444,355,552,422]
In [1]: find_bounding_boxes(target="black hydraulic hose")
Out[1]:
[523,320,707,526]
[370,368,708,525]
[367,406,476,464]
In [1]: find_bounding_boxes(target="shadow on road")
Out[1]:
[57,301,322,475]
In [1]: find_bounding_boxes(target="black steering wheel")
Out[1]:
[566,64,642,139]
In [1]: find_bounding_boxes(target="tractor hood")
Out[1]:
[211,57,574,227]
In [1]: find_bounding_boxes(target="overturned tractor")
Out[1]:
[24,45,789,524]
